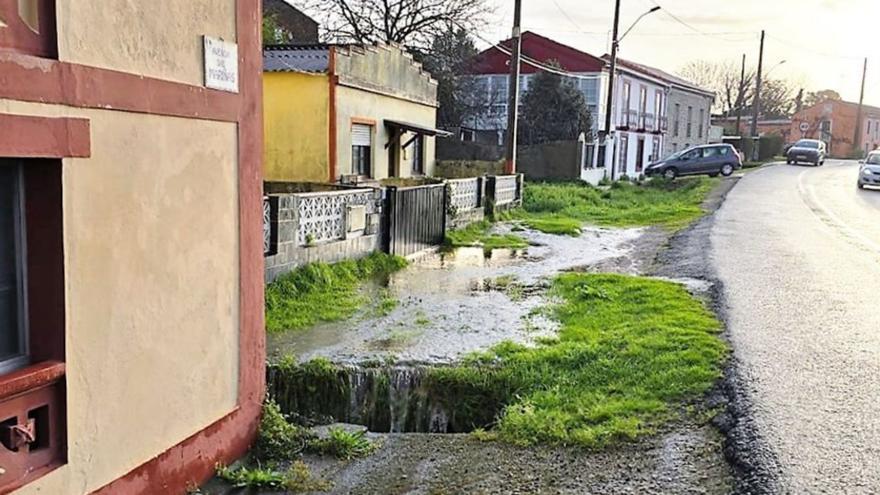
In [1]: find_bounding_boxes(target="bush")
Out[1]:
[758,134,784,160]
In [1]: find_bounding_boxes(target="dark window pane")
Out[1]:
[0,164,22,363]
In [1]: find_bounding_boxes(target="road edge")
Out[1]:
[652,175,783,495]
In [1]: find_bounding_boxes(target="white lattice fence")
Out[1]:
[446,178,481,214]
[295,190,376,245]
[494,175,519,206]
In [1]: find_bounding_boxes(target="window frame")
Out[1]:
[410,135,424,176]
[0,161,29,375]
[350,123,373,177]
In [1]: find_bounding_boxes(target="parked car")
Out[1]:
[645,144,743,180]
[857,151,880,189]
[787,139,826,166]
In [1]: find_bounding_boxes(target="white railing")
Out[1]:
[294,189,376,245]
[446,178,482,214]
[494,175,519,206]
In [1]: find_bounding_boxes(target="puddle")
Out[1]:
[268,226,643,365]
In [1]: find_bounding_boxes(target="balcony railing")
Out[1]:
[643,113,655,132]
[620,109,638,130]
[658,116,668,133]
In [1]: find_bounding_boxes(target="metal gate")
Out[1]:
[384,184,446,258]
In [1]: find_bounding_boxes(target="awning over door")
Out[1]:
[384,119,452,149]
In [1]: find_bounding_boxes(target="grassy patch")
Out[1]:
[445,220,529,252]
[513,178,717,232]
[425,273,727,448]
[216,461,332,493]
[309,428,378,460]
[265,252,407,333]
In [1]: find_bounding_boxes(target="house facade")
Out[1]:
[467,32,606,147]
[789,99,880,158]
[263,43,446,183]
[0,1,264,494]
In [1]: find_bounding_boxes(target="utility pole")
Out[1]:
[735,53,746,136]
[853,57,868,157]
[604,0,622,179]
[750,30,765,161]
[503,0,523,174]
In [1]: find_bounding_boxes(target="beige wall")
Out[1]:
[1,100,241,495]
[56,1,237,86]
[335,85,438,180]
[335,44,438,107]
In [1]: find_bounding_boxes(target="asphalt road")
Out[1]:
[712,160,880,493]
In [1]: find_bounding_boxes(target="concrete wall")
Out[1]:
[263,72,330,182]
[666,88,713,158]
[335,44,438,108]
[2,98,242,494]
[335,85,438,180]
[57,0,237,86]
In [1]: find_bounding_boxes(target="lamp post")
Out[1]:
[604,4,661,180]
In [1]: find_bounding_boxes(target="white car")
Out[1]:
[858,152,880,189]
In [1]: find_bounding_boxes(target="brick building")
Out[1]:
[789,99,880,158]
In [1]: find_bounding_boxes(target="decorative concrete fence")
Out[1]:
[264,186,383,283]
[485,174,524,216]
[445,177,485,229]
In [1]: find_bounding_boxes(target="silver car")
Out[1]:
[858,152,880,189]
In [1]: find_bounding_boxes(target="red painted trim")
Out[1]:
[0,114,90,158]
[87,1,265,493]
[328,46,338,182]
[0,52,240,123]
[0,361,65,401]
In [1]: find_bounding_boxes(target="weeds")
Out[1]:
[266,252,407,332]
[309,428,378,460]
[216,461,332,493]
[253,399,313,462]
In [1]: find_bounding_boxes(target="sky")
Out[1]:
[485,0,880,105]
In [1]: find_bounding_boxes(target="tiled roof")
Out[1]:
[264,44,330,73]
[469,31,606,75]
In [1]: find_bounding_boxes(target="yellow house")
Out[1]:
[264,43,448,183]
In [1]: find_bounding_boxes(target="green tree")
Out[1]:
[517,68,592,145]
[417,27,481,131]
[804,89,842,108]
[263,13,294,45]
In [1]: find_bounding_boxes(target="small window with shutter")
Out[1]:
[351,124,373,177]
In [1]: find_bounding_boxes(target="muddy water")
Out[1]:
[268,226,643,365]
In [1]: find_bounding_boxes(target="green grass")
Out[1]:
[265,252,407,333]
[512,178,718,233]
[426,274,727,448]
[216,461,332,492]
[445,220,529,252]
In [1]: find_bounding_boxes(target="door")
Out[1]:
[636,137,645,173]
[699,146,721,173]
[678,148,702,174]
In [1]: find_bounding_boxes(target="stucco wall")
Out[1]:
[1,100,241,495]
[665,88,713,158]
[264,72,330,182]
[335,85,437,180]
[335,44,438,108]
[56,1,237,86]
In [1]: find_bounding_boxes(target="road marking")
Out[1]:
[797,168,880,256]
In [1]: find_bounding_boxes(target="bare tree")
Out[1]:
[759,78,797,119]
[679,60,756,117]
[293,0,493,50]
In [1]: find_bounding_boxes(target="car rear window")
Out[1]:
[795,140,819,149]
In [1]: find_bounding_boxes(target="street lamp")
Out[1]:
[603,4,661,179]
[765,60,787,77]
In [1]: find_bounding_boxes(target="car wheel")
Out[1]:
[814,160,820,167]
[858,182,864,189]
[663,168,678,180]
[720,164,735,177]
[787,159,792,164]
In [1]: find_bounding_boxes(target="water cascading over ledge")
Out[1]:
[267,360,511,434]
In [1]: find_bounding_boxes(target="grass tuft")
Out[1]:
[266,252,407,332]
[308,428,378,460]
[445,220,529,252]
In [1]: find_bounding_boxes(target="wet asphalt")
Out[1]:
[712,160,880,493]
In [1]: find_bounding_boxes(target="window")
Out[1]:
[702,146,719,158]
[410,135,424,175]
[674,104,680,137]
[0,0,57,58]
[618,133,629,174]
[699,109,705,139]
[0,163,27,374]
[639,86,647,129]
[654,90,663,131]
[351,124,373,177]
[622,81,631,126]
[687,106,693,138]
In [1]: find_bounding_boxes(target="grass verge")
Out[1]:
[510,178,717,233]
[426,273,727,448]
[265,252,407,333]
[444,220,529,252]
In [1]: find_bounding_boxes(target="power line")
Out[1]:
[764,33,866,62]
[549,0,584,33]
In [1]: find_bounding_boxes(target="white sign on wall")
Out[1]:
[799,122,810,132]
[204,36,238,93]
